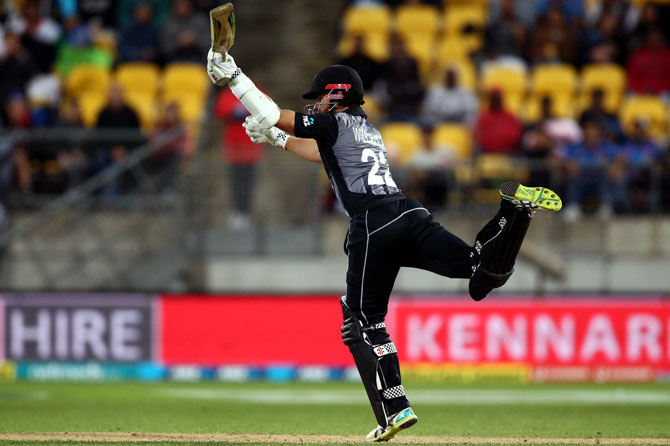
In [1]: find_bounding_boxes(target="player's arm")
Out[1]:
[275,109,295,135]
[207,50,280,129]
[243,117,322,164]
[286,137,321,163]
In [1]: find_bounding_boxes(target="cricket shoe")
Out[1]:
[366,407,418,442]
[500,181,562,212]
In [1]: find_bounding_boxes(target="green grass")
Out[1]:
[0,381,669,445]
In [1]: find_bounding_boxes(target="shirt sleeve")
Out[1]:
[293,112,338,146]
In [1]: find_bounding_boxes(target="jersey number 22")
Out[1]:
[362,148,397,188]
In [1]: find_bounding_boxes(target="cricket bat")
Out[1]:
[210,3,236,55]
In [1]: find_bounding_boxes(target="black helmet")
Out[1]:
[302,65,365,108]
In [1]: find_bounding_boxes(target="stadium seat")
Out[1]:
[481,66,526,113]
[474,154,528,202]
[619,95,666,139]
[337,33,389,61]
[398,33,437,79]
[522,94,575,122]
[433,60,476,91]
[342,5,391,37]
[362,95,384,123]
[444,4,486,36]
[395,4,440,38]
[163,63,209,99]
[580,63,626,112]
[432,124,472,160]
[124,92,157,130]
[115,63,160,97]
[77,92,107,127]
[481,66,527,96]
[436,36,474,63]
[531,64,577,99]
[162,92,205,124]
[380,122,423,163]
[66,65,112,97]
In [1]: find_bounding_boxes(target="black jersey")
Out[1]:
[293,108,403,216]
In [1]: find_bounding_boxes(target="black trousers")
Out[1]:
[343,198,516,415]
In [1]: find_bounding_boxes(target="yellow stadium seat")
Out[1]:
[531,63,577,98]
[436,36,474,63]
[338,33,389,61]
[481,66,527,97]
[619,95,666,139]
[362,95,384,123]
[163,63,209,99]
[380,122,423,164]
[522,94,575,123]
[580,63,626,112]
[66,65,111,97]
[433,60,476,91]
[479,91,523,115]
[444,5,486,36]
[432,124,472,160]
[124,92,158,130]
[398,33,436,79]
[163,92,205,124]
[395,4,440,37]
[343,5,391,36]
[78,93,107,127]
[474,154,528,202]
[115,62,160,97]
[481,67,526,113]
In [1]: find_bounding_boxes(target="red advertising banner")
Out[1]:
[159,295,670,377]
[160,295,351,365]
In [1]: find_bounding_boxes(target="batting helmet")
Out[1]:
[302,65,365,108]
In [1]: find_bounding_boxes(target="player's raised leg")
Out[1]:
[468,181,562,301]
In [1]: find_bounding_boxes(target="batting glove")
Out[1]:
[243,116,288,149]
[207,49,240,86]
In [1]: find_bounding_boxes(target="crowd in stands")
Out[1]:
[0,0,212,202]
[337,0,670,219]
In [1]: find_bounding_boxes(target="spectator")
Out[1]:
[586,0,639,31]
[619,119,662,212]
[61,13,94,48]
[94,83,142,193]
[0,31,38,121]
[627,3,662,52]
[484,0,527,63]
[214,88,263,230]
[561,120,619,220]
[336,35,381,91]
[537,96,582,146]
[7,0,61,73]
[579,11,626,64]
[527,5,578,64]
[627,27,670,94]
[55,99,88,189]
[117,0,170,29]
[118,2,159,63]
[373,36,423,122]
[522,125,558,188]
[407,126,455,210]
[474,89,522,154]
[161,0,209,62]
[4,94,32,196]
[489,0,539,27]
[535,0,585,24]
[421,66,478,128]
[579,88,623,142]
[147,102,191,191]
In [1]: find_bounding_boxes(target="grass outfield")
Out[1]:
[0,381,669,445]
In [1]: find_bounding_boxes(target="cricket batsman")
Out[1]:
[207,51,562,442]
